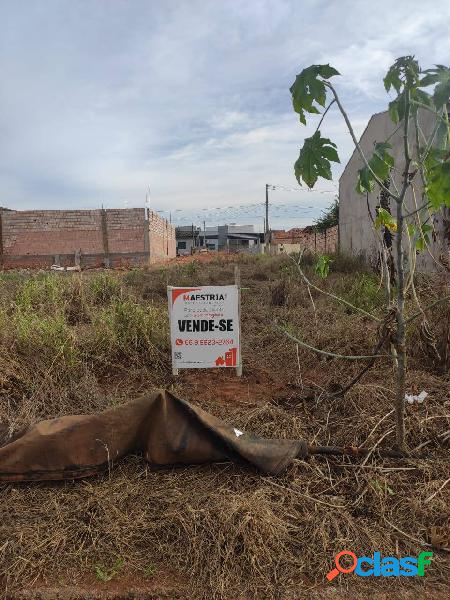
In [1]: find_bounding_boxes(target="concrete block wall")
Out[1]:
[0,207,175,269]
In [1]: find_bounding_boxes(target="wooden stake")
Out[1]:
[235,265,243,376]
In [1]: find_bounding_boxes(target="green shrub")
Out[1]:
[14,312,79,368]
[122,268,147,288]
[15,275,66,313]
[343,273,383,313]
[90,299,169,361]
[64,276,91,325]
[89,273,121,304]
[182,260,199,277]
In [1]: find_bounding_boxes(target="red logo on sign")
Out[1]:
[175,338,184,346]
[171,288,200,305]
[215,347,237,367]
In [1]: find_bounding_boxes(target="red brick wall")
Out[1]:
[106,209,146,255]
[148,210,176,263]
[271,225,338,253]
[0,207,175,269]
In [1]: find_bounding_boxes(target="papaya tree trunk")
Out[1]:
[394,89,411,451]
[395,196,406,450]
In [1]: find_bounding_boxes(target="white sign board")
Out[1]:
[168,285,241,370]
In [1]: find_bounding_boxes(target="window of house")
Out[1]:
[178,241,187,249]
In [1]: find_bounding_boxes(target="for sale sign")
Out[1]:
[168,285,241,370]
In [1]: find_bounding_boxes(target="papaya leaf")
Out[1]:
[388,87,432,123]
[290,64,339,125]
[356,166,374,194]
[415,223,432,251]
[388,99,400,123]
[425,148,450,209]
[356,142,394,193]
[407,223,416,237]
[384,56,420,93]
[375,208,397,232]
[314,255,333,279]
[294,130,339,188]
[422,65,450,109]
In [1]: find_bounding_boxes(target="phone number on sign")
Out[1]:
[175,338,234,346]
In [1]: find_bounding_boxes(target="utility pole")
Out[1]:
[265,183,271,249]
[203,220,206,247]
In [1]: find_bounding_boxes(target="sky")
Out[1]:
[1,0,450,230]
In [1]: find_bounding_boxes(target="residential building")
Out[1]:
[176,223,263,254]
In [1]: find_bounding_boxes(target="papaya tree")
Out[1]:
[288,56,450,451]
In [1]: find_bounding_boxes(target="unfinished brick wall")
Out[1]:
[148,211,176,264]
[0,207,175,269]
[270,225,338,254]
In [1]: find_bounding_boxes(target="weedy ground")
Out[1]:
[0,254,449,599]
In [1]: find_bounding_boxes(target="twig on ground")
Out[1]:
[404,294,450,325]
[291,252,382,322]
[424,477,450,504]
[273,322,390,361]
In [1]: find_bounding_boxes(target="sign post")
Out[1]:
[168,281,242,375]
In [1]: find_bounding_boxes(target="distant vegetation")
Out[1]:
[313,196,339,232]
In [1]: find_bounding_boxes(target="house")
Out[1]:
[339,108,449,272]
[175,225,201,255]
[176,223,263,255]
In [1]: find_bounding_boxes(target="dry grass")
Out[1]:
[0,256,449,599]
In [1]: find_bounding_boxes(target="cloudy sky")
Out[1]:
[1,0,449,229]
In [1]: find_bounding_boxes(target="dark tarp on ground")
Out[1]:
[0,390,308,481]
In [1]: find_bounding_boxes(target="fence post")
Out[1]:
[144,208,150,264]
[0,208,3,270]
[235,265,243,377]
[101,209,110,268]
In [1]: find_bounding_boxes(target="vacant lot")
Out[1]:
[0,254,449,599]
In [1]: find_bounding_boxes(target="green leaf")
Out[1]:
[318,64,340,79]
[384,56,420,93]
[290,64,339,125]
[384,68,402,93]
[356,142,394,193]
[294,130,340,188]
[356,166,374,194]
[425,147,450,210]
[413,88,433,107]
[314,255,333,279]
[407,223,416,237]
[388,99,400,123]
[422,65,450,109]
[375,208,397,232]
[420,73,439,87]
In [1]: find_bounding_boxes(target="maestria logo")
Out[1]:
[171,288,200,305]
[183,293,227,301]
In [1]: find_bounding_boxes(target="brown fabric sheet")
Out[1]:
[0,390,308,481]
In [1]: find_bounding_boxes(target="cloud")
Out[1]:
[0,0,449,228]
